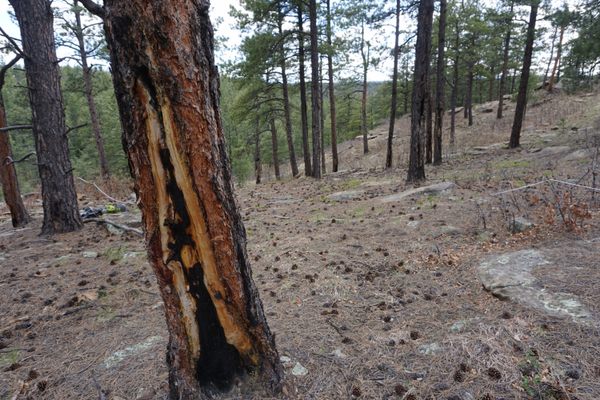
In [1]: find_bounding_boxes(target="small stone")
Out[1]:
[450,320,466,333]
[511,217,534,233]
[279,355,292,363]
[82,251,98,259]
[418,342,442,355]
[332,349,347,358]
[291,362,308,376]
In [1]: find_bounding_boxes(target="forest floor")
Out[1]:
[1,88,600,400]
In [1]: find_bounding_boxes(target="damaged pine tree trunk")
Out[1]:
[98,0,283,397]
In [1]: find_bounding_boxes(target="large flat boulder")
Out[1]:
[478,249,593,324]
[379,181,455,203]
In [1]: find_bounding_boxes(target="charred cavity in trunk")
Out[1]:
[158,147,244,391]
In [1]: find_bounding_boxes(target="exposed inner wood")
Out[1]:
[135,65,256,369]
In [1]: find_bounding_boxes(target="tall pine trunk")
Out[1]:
[326,0,338,172]
[100,2,283,396]
[10,0,82,235]
[0,57,30,228]
[464,62,474,126]
[297,3,312,177]
[277,5,298,177]
[510,0,539,148]
[407,0,434,183]
[73,0,110,179]
[360,21,369,154]
[309,0,322,178]
[425,86,433,164]
[270,118,280,180]
[433,0,447,165]
[386,0,401,169]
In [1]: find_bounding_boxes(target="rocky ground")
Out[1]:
[1,89,600,399]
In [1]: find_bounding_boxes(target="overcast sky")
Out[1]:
[0,0,585,82]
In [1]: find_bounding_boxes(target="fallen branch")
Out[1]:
[492,178,600,196]
[76,176,131,204]
[83,218,143,236]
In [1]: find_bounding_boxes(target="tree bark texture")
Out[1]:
[510,0,539,148]
[425,84,433,164]
[407,0,434,183]
[10,0,82,235]
[326,0,338,172]
[101,1,283,397]
[433,0,446,165]
[73,0,110,179]
[360,21,369,155]
[386,0,401,169]
[309,0,322,178]
[277,5,298,178]
[0,89,30,228]
[269,118,280,180]
[450,15,460,148]
[297,3,312,177]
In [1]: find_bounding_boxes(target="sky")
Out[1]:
[0,0,586,82]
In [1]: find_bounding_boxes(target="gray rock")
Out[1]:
[291,362,308,376]
[327,190,364,201]
[450,320,467,333]
[82,251,98,259]
[478,250,592,322]
[380,181,455,203]
[511,217,534,233]
[536,146,571,157]
[434,225,462,238]
[418,342,442,355]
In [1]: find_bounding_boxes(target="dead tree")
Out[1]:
[0,55,30,227]
[81,0,283,397]
[9,0,82,234]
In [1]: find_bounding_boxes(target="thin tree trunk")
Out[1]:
[73,0,109,179]
[10,0,82,235]
[297,2,312,176]
[547,25,565,92]
[386,0,401,169]
[425,86,433,164]
[407,0,434,183]
[269,118,280,180]
[309,0,321,179]
[510,0,539,148]
[277,5,298,177]
[433,0,446,165]
[360,20,369,154]
[100,1,283,397]
[0,57,30,227]
[255,117,262,184]
[465,63,474,126]
[497,2,513,119]
[543,25,558,85]
[326,0,338,172]
[488,66,495,102]
[319,58,326,174]
[450,52,459,151]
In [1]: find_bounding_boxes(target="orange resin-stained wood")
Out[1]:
[101,0,282,397]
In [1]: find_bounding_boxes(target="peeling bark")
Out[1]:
[100,1,282,397]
